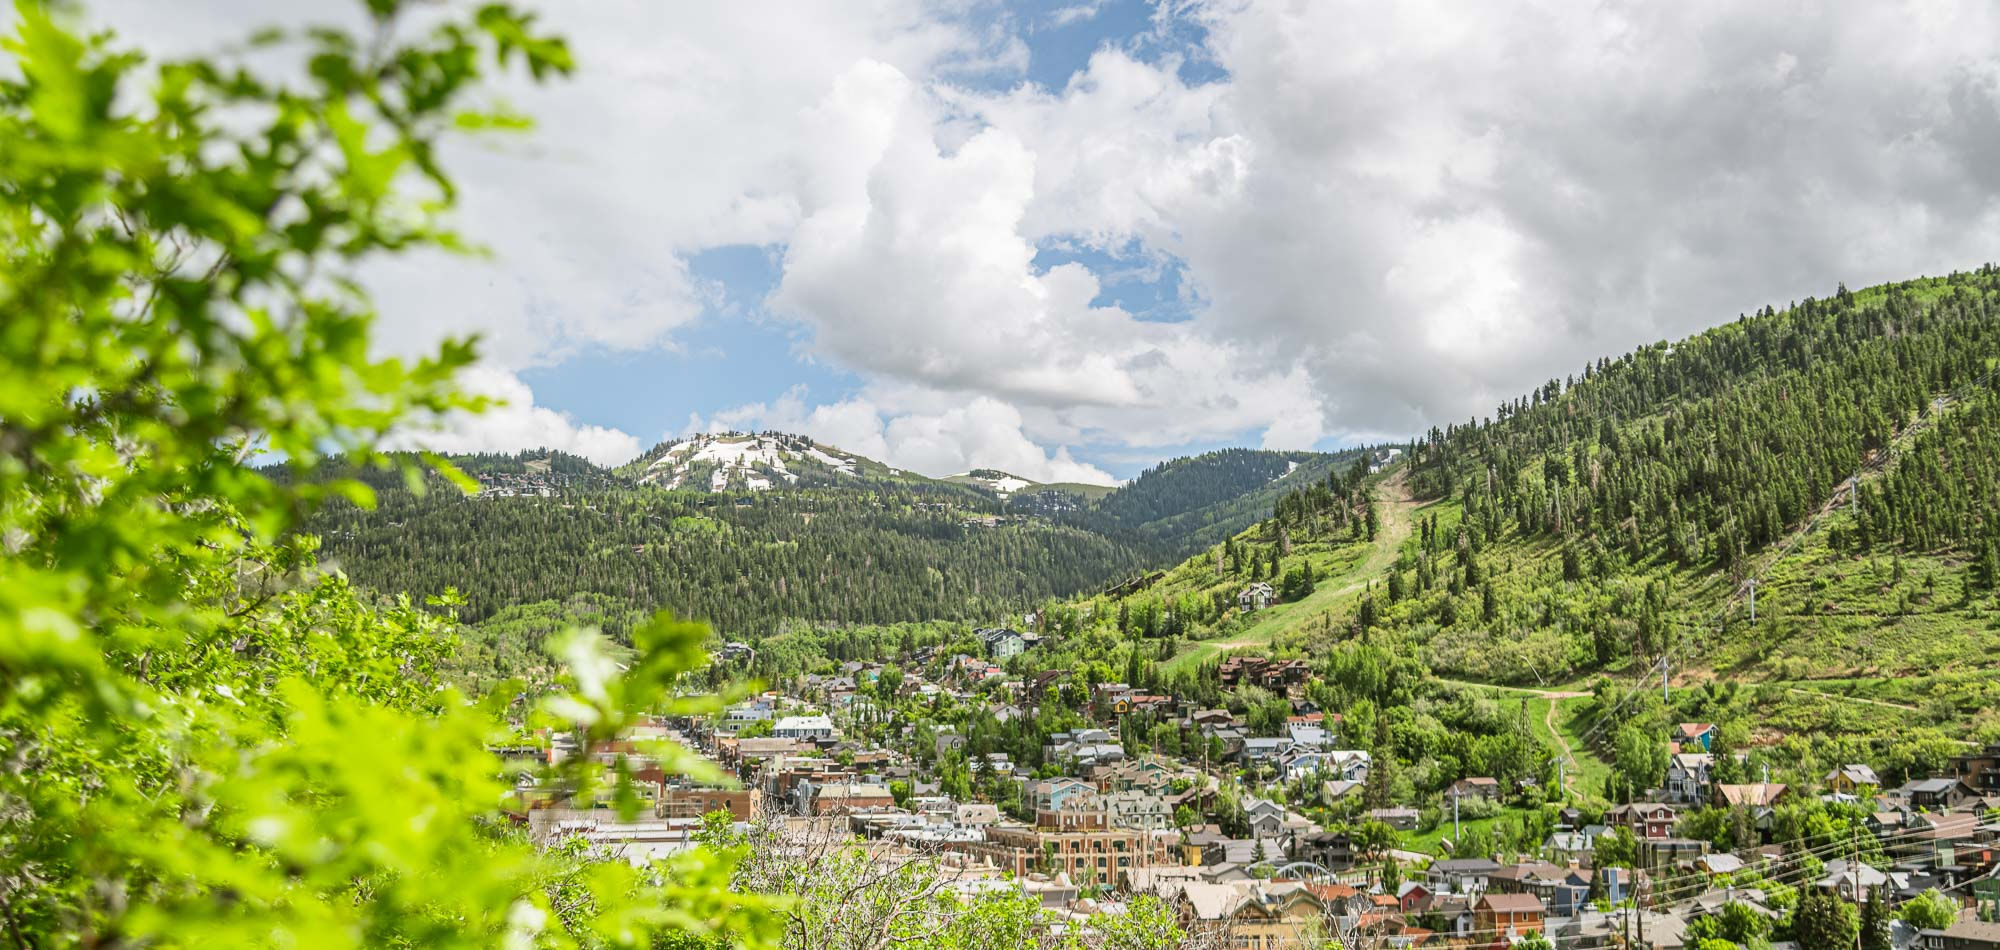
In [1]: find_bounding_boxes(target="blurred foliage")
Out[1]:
[0,1,779,945]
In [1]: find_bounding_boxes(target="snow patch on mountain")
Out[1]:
[639,433,859,491]
[953,470,1034,497]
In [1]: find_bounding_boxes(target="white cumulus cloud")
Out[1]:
[390,367,641,467]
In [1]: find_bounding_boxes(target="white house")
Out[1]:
[772,715,837,741]
[1283,749,1370,784]
[975,627,1036,660]
[1239,582,1275,612]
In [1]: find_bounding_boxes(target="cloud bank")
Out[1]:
[89,0,2000,473]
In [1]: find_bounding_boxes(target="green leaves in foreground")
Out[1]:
[0,1,775,946]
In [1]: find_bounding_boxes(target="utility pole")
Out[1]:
[1854,822,1864,950]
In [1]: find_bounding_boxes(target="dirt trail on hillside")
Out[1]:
[1546,700,1578,795]
[1207,470,1419,650]
[1784,685,1919,711]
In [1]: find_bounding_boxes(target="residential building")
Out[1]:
[1367,807,1420,831]
[1241,737,1293,768]
[1922,919,2000,949]
[1827,764,1882,794]
[1293,831,1354,871]
[1714,783,1789,808]
[1898,778,1978,810]
[974,626,1034,660]
[1427,857,1501,895]
[1608,802,1680,839]
[1448,776,1502,802]
[1286,722,1332,749]
[1666,753,1715,804]
[771,715,837,741]
[1282,749,1368,784]
[1242,797,1288,839]
[1238,582,1275,612]
[1819,858,1899,903]
[1474,892,1546,940]
[1103,790,1173,832]
[1217,656,1311,690]
[1031,777,1098,814]
[1673,722,1718,752]
[1953,743,2000,794]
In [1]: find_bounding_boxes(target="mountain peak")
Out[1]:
[631,431,864,491]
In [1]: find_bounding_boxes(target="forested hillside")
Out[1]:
[308,461,1142,635]
[302,445,1343,648]
[1014,269,2000,781]
[1047,447,1352,555]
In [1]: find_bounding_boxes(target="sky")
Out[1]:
[84,0,2000,483]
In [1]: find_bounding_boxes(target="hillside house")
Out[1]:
[975,626,1033,660]
[1666,753,1716,804]
[1368,807,1420,830]
[1818,858,1896,903]
[1189,708,1240,730]
[1027,669,1068,700]
[1320,781,1364,806]
[1092,682,1135,714]
[1609,802,1680,839]
[1294,831,1355,870]
[1448,777,1502,802]
[1827,764,1882,793]
[1217,656,1312,690]
[1713,782,1789,809]
[1638,836,1709,868]
[1277,723,1323,748]
[1898,778,1979,810]
[1240,737,1292,768]
[1474,892,1546,939]
[1283,749,1369,784]
[1242,797,1289,839]
[1673,722,1718,752]
[1545,826,1607,865]
[1954,743,2000,794]
[1427,858,1501,895]
[1238,582,1275,612]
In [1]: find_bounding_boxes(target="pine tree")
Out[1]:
[1794,891,1859,950]
[1978,534,2000,593]
[1365,711,1395,810]
[1860,892,1892,950]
